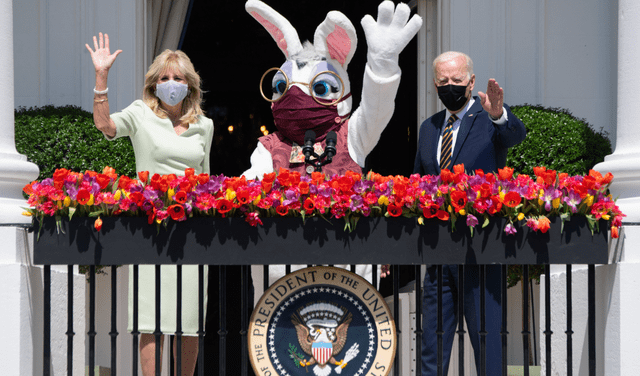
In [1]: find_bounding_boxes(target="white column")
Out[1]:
[0,0,39,223]
[592,1,640,375]
[0,0,43,374]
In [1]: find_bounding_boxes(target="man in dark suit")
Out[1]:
[414,51,526,376]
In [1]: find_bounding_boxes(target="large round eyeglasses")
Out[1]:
[259,67,345,106]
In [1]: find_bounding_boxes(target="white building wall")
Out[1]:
[426,0,618,148]
[14,0,147,113]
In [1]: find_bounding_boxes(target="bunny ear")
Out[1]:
[246,0,303,59]
[314,11,357,69]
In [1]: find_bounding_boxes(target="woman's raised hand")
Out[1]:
[85,32,122,73]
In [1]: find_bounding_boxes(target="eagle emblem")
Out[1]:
[291,302,360,376]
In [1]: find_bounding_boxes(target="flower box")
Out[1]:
[33,216,610,266]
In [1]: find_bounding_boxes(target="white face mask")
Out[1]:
[155,80,189,106]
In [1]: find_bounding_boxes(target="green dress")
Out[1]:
[110,100,213,336]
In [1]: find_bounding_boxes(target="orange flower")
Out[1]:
[387,204,403,217]
[197,173,209,185]
[337,176,354,193]
[262,172,276,193]
[440,169,454,184]
[276,205,289,216]
[168,204,186,221]
[453,164,466,175]
[96,174,111,190]
[138,171,149,184]
[311,172,325,186]
[498,166,514,181]
[450,190,468,212]
[436,209,450,221]
[503,191,521,208]
[118,176,133,190]
[184,168,195,177]
[94,217,103,231]
[23,181,35,195]
[537,216,551,233]
[129,192,144,206]
[216,199,233,217]
[345,170,362,182]
[174,191,187,204]
[236,189,251,205]
[76,189,91,205]
[303,198,315,211]
[102,166,117,180]
[611,226,619,239]
[53,168,70,189]
[422,203,440,219]
[298,181,310,195]
[277,168,291,187]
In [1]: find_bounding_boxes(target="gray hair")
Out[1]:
[432,51,474,79]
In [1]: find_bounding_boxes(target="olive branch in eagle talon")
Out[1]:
[288,343,309,371]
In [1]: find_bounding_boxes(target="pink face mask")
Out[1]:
[271,86,351,145]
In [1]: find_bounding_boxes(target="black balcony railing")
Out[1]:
[33,215,611,376]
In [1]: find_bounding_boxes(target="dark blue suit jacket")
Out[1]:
[413,97,526,175]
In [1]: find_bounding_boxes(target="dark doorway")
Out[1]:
[180,1,419,374]
[181,0,418,178]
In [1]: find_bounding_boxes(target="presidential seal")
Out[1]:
[249,266,396,376]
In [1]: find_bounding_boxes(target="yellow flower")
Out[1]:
[57,201,63,209]
[552,197,561,209]
[63,196,71,207]
[459,209,466,215]
[418,217,424,225]
[517,213,525,221]
[87,195,94,206]
[602,214,610,220]
[22,211,32,217]
[114,190,122,201]
[585,195,594,206]
[538,198,544,206]
[226,189,236,201]
[378,195,389,205]
[447,205,453,213]
[168,188,175,198]
[253,196,261,205]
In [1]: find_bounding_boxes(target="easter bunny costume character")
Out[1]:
[243,0,422,286]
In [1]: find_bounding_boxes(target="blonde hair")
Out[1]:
[143,49,204,124]
[433,51,474,79]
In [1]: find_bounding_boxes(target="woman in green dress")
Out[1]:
[86,32,213,376]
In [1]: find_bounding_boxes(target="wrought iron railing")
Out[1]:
[33,215,611,376]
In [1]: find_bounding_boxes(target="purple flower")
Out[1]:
[282,189,300,206]
[504,223,517,235]
[466,214,478,227]
[65,185,79,200]
[350,194,364,211]
[563,191,581,213]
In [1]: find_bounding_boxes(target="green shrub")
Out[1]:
[506,105,612,288]
[507,104,612,176]
[14,105,136,181]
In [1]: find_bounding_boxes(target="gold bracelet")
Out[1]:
[94,98,108,103]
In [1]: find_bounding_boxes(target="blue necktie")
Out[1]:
[439,114,458,171]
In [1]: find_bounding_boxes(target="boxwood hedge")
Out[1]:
[14,105,136,181]
[507,104,612,176]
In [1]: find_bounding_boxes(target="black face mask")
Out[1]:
[437,84,469,112]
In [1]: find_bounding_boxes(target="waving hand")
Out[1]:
[85,32,122,73]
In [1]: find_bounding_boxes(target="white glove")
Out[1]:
[361,1,423,78]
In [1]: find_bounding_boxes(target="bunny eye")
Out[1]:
[311,72,341,98]
[272,72,289,95]
[273,80,287,95]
